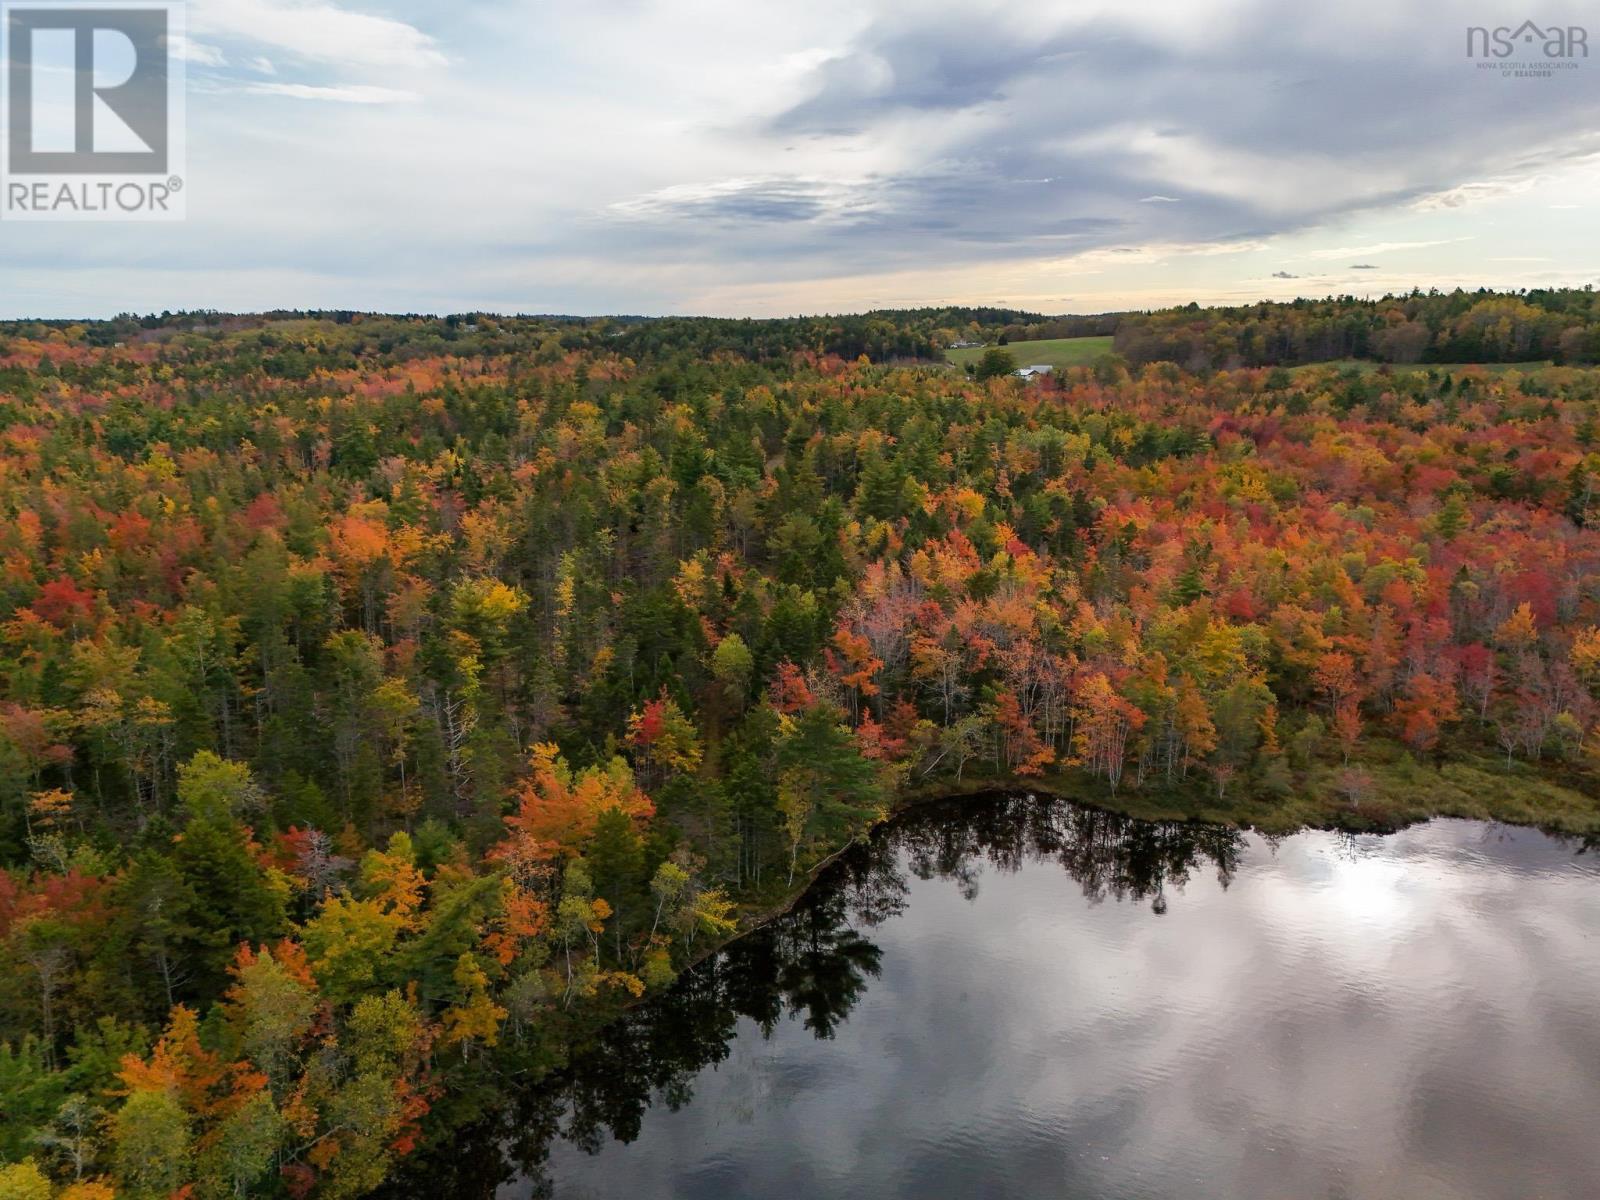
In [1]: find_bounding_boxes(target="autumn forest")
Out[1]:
[3,292,1600,1197]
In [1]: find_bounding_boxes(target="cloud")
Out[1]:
[607,167,1132,251]
[1350,263,1379,270]
[610,177,874,224]
[550,2,1600,293]
[1310,238,1472,260]
[9,0,1600,316]
[243,82,420,103]
[1272,270,1299,278]
[190,0,446,70]
[169,35,227,67]
[1412,177,1542,211]
[768,29,1042,135]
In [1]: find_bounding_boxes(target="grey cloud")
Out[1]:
[596,3,1600,280]
[598,161,1143,266]
[770,28,1078,135]
[612,178,842,224]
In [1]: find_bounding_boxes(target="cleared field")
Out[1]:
[946,335,1115,370]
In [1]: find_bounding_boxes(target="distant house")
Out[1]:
[949,340,985,349]
[1013,364,1053,378]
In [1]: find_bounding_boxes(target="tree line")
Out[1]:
[1109,288,1600,370]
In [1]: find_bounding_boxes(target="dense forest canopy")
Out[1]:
[2,299,1600,1197]
[1108,288,1600,370]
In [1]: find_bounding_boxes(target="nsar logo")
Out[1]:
[1467,20,1588,79]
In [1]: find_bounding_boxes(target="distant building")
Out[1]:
[1013,364,1053,378]
[949,340,985,349]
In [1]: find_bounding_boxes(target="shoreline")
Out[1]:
[390,765,1598,1193]
[719,752,1600,962]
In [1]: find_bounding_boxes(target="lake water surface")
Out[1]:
[489,795,1600,1199]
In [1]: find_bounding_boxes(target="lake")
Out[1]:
[444,794,1600,1199]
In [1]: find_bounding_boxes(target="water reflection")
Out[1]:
[386,795,1600,1200]
[557,797,1246,1162]
[890,792,1243,910]
[386,795,1244,1197]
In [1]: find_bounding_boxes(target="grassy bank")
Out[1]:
[900,750,1600,839]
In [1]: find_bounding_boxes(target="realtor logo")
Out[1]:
[1,0,185,220]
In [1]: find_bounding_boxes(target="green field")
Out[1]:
[946,335,1115,370]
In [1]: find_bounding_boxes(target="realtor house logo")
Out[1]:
[1467,20,1588,78]
[2,0,185,219]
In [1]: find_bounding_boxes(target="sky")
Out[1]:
[4,0,1600,318]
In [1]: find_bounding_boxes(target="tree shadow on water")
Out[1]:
[382,792,1243,1197]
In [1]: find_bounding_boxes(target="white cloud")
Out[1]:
[244,82,420,103]
[1309,238,1472,260]
[1412,177,1540,211]
[190,0,446,69]
[169,35,227,66]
